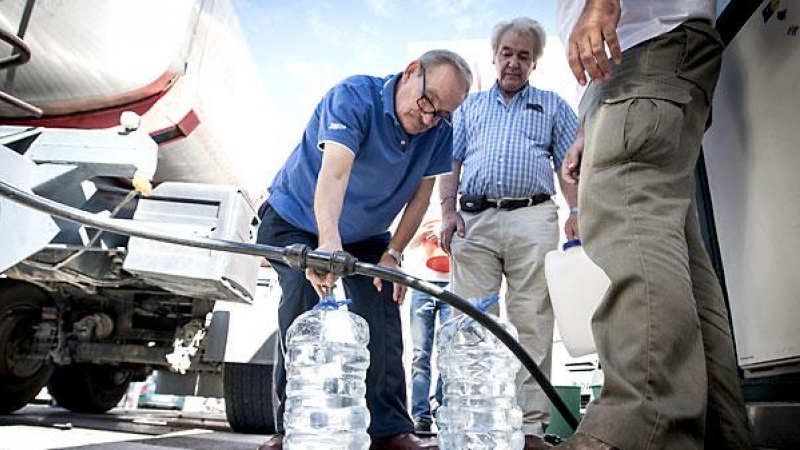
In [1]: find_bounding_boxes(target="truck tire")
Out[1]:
[223,362,276,433]
[48,363,132,413]
[0,280,54,414]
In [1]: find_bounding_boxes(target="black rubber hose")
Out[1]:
[0,178,580,430]
[354,263,581,431]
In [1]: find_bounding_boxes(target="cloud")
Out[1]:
[362,0,395,17]
[306,10,390,71]
[308,10,346,44]
[233,0,287,37]
[404,0,553,37]
[410,0,508,36]
[421,0,476,18]
[451,15,478,33]
[351,24,386,68]
[284,60,345,110]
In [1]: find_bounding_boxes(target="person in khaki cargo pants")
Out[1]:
[552,1,752,449]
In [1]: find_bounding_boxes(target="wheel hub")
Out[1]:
[0,311,46,378]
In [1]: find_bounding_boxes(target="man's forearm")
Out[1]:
[315,179,347,247]
[558,174,578,209]
[315,144,354,248]
[439,160,462,214]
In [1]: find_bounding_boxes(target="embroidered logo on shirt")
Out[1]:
[328,122,347,130]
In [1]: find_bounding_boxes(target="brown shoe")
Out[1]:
[552,433,617,450]
[525,434,553,450]
[369,433,437,450]
[256,434,283,450]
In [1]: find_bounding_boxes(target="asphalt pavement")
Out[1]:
[0,405,270,450]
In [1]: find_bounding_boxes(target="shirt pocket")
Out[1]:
[519,108,553,157]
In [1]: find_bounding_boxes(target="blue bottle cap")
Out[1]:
[474,293,500,312]
[314,292,352,310]
[562,239,582,251]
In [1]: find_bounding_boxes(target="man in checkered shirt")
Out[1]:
[439,16,580,450]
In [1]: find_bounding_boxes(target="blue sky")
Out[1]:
[233,1,558,81]
[231,1,562,158]
[227,1,734,191]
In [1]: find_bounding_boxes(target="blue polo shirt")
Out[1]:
[267,73,453,244]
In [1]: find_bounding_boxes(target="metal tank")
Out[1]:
[0,0,278,432]
[0,0,272,198]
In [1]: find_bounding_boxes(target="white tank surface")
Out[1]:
[0,0,273,198]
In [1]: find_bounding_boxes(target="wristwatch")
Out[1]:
[384,248,403,266]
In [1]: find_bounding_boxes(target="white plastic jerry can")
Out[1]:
[544,239,611,357]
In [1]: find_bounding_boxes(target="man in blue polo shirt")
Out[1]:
[439,17,579,450]
[256,49,472,450]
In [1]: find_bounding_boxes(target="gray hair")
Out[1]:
[418,49,473,94]
[490,17,546,61]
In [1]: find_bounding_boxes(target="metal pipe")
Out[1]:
[0,24,44,116]
[0,27,31,68]
[3,0,36,86]
[0,89,43,117]
[16,0,37,40]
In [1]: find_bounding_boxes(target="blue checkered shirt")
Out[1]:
[453,83,578,198]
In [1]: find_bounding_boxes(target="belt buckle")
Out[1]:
[526,197,534,207]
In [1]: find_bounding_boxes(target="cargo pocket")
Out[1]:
[589,87,692,171]
[620,97,687,167]
[678,21,724,106]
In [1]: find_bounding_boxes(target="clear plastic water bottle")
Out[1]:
[435,294,524,450]
[283,287,371,450]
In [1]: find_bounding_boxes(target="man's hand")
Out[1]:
[373,252,407,304]
[565,212,580,241]
[409,219,440,249]
[562,127,585,185]
[439,210,465,255]
[568,0,623,86]
[306,241,341,298]
[561,139,583,185]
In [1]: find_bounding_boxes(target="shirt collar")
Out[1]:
[383,72,416,142]
[491,81,539,106]
[382,72,447,139]
[382,73,402,121]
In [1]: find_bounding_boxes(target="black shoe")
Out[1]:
[552,433,618,450]
[414,418,432,433]
[256,434,283,450]
[371,433,438,450]
[524,434,553,450]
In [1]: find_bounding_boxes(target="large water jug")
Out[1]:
[435,294,524,450]
[544,239,611,357]
[283,289,371,450]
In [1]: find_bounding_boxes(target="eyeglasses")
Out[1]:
[416,65,452,127]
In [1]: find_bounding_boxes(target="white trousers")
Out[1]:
[449,200,559,436]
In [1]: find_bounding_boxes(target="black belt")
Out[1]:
[460,194,550,213]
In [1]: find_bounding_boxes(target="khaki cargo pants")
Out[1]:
[576,20,751,450]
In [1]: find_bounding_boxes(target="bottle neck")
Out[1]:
[314,292,351,310]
